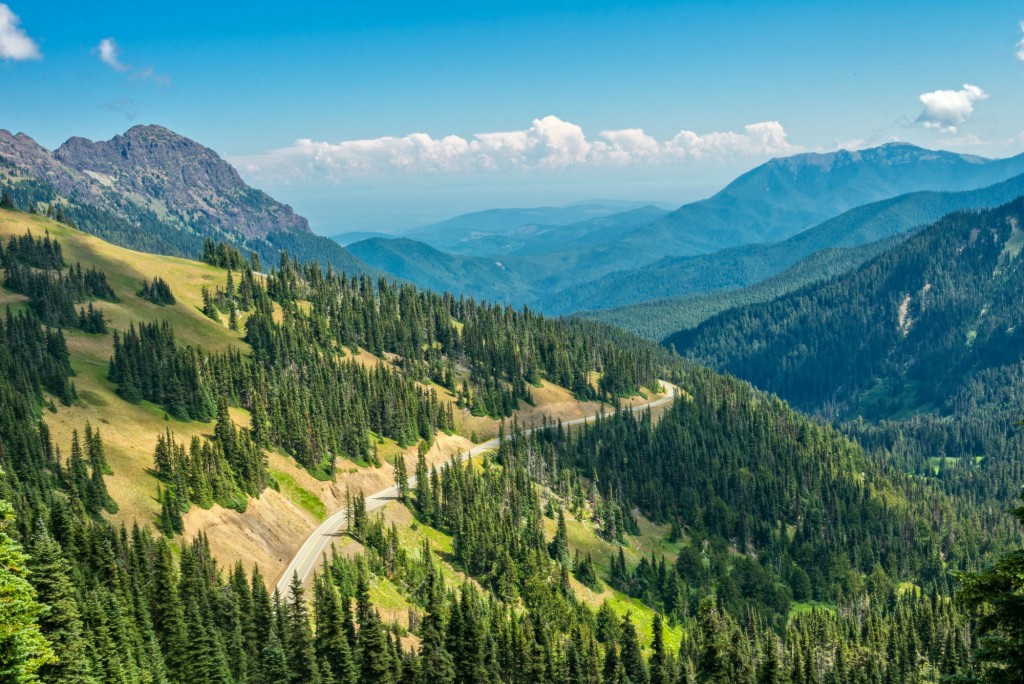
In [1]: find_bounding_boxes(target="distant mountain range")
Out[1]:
[627,143,1024,258]
[403,201,671,255]
[573,170,1024,328]
[0,125,370,274]
[346,143,1024,311]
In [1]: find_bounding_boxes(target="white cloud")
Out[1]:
[1017,21,1024,62]
[916,83,988,133]
[96,37,128,71]
[93,38,167,84]
[234,116,802,183]
[0,4,40,61]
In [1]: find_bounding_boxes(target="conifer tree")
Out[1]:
[285,572,320,684]
[417,569,454,684]
[395,453,409,503]
[696,598,730,684]
[414,444,432,519]
[957,495,1024,681]
[549,506,570,566]
[0,494,56,683]
[28,530,96,684]
[619,614,648,684]
[201,286,220,322]
[649,613,668,684]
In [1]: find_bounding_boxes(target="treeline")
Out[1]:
[109,314,453,475]
[109,321,218,421]
[258,245,658,410]
[2,230,115,330]
[153,397,268,533]
[107,239,658,478]
[138,275,175,305]
[1,306,77,406]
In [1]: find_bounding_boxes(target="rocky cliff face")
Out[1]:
[0,125,310,240]
[53,125,310,239]
[0,129,88,198]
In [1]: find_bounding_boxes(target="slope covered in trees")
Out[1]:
[669,196,1024,422]
[1,203,1022,683]
[580,234,903,341]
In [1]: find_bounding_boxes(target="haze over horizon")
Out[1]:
[3,1,1024,232]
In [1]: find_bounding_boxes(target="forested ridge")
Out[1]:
[669,196,1024,423]
[1,205,1023,683]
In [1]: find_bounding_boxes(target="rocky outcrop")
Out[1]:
[0,125,310,240]
[54,125,310,239]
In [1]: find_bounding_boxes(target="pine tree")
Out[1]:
[395,453,409,503]
[649,614,668,684]
[414,443,432,519]
[956,495,1024,681]
[696,598,730,684]
[0,494,56,682]
[417,570,454,684]
[358,608,393,684]
[28,531,97,683]
[68,431,90,507]
[757,637,786,684]
[202,286,220,322]
[619,614,648,684]
[261,631,290,684]
[285,572,320,684]
[549,506,570,566]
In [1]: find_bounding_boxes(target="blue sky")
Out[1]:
[2,1,1023,232]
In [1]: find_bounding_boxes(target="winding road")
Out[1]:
[273,381,679,596]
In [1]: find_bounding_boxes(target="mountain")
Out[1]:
[667,196,1024,421]
[54,125,310,239]
[570,170,1024,323]
[347,205,675,305]
[346,237,531,302]
[403,201,658,254]
[578,234,904,341]
[627,142,1024,259]
[0,125,371,274]
[330,230,395,245]
[423,204,671,258]
[348,145,1024,316]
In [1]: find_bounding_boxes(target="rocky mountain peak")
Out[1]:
[50,125,311,239]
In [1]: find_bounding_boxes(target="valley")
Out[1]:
[1,118,1023,684]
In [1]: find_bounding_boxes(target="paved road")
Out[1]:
[274,381,679,596]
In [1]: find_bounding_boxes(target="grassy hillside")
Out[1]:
[0,207,668,583]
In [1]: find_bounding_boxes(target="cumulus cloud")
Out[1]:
[96,37,128,71]
[1017,21,1024,62]
[234,116,802,183]
[0,4,40,61]
[916,84,988,133]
